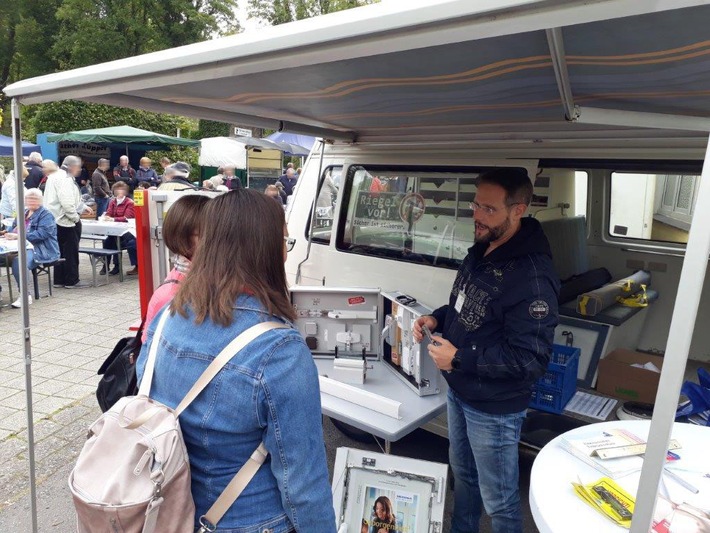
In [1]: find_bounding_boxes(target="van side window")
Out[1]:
[609,172,699,244]
[336,165,524,269]
[307,165,343,244]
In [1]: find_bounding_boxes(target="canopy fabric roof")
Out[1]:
[234,136,310,157]
[265,132,316,155]
[4,0,710,155]
[198,137,248,168]
[0,134,40,157]
[45,126,199,148]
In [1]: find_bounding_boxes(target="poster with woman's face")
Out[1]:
[361,486,419,533]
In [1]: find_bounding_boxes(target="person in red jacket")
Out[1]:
[100,181,138,276]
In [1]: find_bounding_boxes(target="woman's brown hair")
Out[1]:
[112,181,129,195]
[172,189,295,326]
[163,195,210,259]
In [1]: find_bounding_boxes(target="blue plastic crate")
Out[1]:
[529,344,580,414]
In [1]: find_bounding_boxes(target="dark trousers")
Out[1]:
[55,221,82,286]
[103,234,137,267]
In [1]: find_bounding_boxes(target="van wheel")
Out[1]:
[330,418,372,443]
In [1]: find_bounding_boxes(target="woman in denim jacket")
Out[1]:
[137,189,336,533]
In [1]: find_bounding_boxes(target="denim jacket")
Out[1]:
[136,295,336,533]
[10,206,60,264]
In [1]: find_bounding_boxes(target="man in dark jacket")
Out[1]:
[92,158,112,217]
[113,155,137,192]
[414,168,559,533]
[24,152,44,189]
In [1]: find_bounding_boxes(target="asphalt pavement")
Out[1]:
[0,243,539,532]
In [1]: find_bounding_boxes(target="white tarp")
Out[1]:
[198,136,248,168]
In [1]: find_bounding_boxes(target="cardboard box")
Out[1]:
[596,349,664,404]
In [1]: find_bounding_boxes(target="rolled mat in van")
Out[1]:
[576,270,651,316]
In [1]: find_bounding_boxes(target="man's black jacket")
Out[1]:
[431,217,560,414]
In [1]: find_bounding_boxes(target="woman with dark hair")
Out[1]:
[142,194,211,341]
[136,188,335,533]
[370,496,397,533]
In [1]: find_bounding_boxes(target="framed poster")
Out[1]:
[332,448,448,533]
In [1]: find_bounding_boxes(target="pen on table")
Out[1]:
[663,467,700,494]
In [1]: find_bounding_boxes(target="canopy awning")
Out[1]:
[45,126,199,149]
[234,136,311,157]
[198,137,248,168]
[4,0,710,155]
[0,134,40,157]
[265,132,315,156]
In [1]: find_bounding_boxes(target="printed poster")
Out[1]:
[360,485,419,533]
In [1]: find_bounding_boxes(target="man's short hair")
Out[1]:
[61,155,82,169]
[119,155,129,162]
[477,168,533,206]
[28,152,42,163]
[98,158,110,167]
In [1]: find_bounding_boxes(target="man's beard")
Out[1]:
[475,217,510,244]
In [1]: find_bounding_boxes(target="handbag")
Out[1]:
[96,321,144,412]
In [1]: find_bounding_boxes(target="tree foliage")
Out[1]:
[23,101,197,139]
[248,0,376,26]
[0,0,237,135]
[52,0,239,70]
[197,119,231,139]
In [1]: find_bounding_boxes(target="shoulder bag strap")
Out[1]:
[137,308,171,397]
[174,321,288,416]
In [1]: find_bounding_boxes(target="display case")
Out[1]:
[290,287,441,397]
[332,447,448,533]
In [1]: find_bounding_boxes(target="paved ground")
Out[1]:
[0,242,539,532]
[0,244,141,529]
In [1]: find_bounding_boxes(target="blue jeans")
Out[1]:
[95,197,109,217]
[448,389,526,533]
[11,249,37,293]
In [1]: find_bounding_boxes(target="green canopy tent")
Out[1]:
[46,125,199,150]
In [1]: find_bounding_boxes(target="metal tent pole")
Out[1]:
[11,98,38,533]
[629,133,710,531]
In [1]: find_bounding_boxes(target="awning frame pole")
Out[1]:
[577,106,710,132]
[545,27,578,121]
[11,97,39,533]
[629,132,710,532]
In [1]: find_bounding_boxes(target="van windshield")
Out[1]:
[337,165,526,269]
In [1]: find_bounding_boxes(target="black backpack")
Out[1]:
[96,322,143,412]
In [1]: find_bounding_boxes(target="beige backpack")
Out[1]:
[69,310,286,533]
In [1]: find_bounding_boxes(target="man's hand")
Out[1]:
[84,207,94,217]
[413,315,438,343]
[5,232,18,240]
[428,336,457,371]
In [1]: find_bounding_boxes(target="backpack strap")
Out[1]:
[138,309,171,397]
[174,321,288,416]
[197,442,270,532]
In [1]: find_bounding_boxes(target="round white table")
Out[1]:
[530,420,710,532]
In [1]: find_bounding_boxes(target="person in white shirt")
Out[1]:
[44,155,94,288]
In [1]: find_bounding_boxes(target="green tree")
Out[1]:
[52,0,239,70]
[0,0,62,132]
[248,0,376,25]
[23,100,196,140]
[197,119,231,139]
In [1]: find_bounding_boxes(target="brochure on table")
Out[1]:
[290,287,448,442]
[332,447,448,533]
